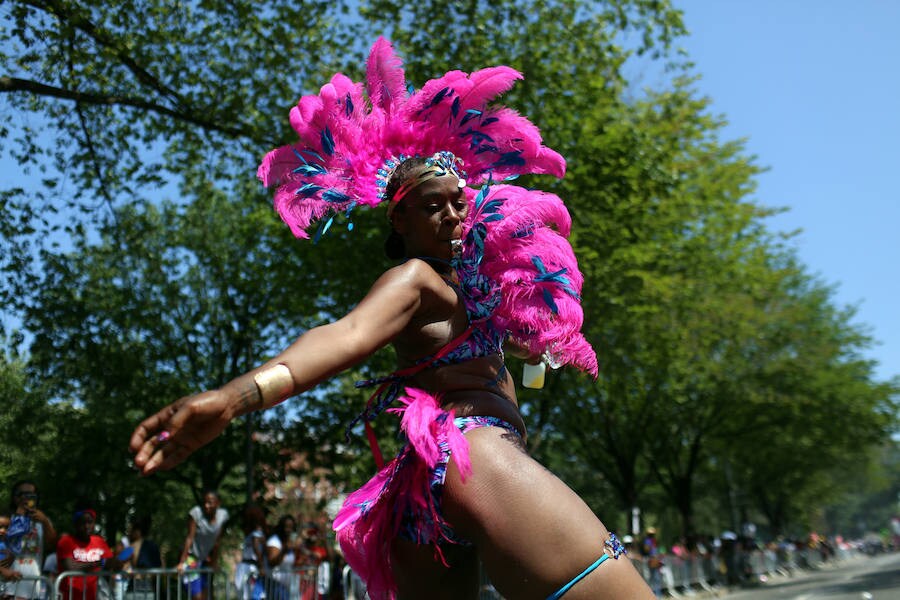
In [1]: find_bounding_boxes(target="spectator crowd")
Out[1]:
[1,477,895,600]
[0,481,340,600]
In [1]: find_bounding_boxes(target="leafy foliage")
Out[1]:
[0,0,895,554]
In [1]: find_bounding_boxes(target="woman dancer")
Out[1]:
[130,38,653,600]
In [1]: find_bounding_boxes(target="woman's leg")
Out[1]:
[390,537,479,600]
[441,426,655,600]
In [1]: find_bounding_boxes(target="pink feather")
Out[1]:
[256,145,297,188]
[457,66,523,109]
[366,37,407,113]
[470,185,598,376]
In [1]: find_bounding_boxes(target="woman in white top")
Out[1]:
[234,505,267,600]
[177,491,229,600]
[265,516,298,600]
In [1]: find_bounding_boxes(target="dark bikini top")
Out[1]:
[348,250,507,466]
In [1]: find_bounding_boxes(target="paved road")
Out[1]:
[719,552,900,600]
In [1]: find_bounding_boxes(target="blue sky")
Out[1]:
[672,0,900,382]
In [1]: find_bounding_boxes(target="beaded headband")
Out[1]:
[385,151,468,219]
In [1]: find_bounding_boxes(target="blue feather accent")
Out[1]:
[296,183,324,198]
[345,93,354,117]
[292,147,310,164]
[470,223,487,247]
[461,109,482,126]
[314,214,335,243]
[482,117,499,127]
[542,289,559,314]
[482,199,504,214]
[532,256,570,284]
[344,200,357,231]
[475,144,499,155]
[293,163,327,176]
[474,185,491,209]
[536,268,570,284]
[429,87,451,107]
[461,128,495,144]
[451,96,461,119]
[493,151,526,167]
[322,188,351,203]
[512,225,535,238]
[407,83,415,96]
[531,256,580,299]
[321,127,335,156]
[301,149,325,163]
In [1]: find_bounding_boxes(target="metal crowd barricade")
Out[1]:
[336,563,502,600]
[797,547,825,570]
[669,554,693,591]
[341,565,368,600]
[745,550,767,581]
[55,567,216,600]
[52,565,329,600]
[337,563,499,600]
[258,565,319,600]
[630,553,725,596]
[1,574,52,600]
[118,567,194,600]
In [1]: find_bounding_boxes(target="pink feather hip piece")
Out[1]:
[332,388,486,600]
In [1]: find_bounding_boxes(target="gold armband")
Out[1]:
[253,364,294,408]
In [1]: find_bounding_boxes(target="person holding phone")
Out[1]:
[7,481,56,600]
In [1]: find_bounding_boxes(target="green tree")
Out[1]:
[1,0,689,501]
[529,70,766,533]
[716,264,898,535]
[5,0,895,551]
[20,189,314,516]
[0,0,363,312]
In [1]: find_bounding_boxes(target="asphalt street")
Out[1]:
[718,552,900,600]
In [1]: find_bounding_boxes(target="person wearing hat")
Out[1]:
[641,528,663,597]
[56,506,126,600]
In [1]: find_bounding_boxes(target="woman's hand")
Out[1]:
[503,337,542,364]
[129,390,234,475]
[29,508,51,525]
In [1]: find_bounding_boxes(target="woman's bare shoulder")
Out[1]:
[377,258,447,292]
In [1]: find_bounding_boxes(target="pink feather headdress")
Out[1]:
[258,38,597,377]
[257,37,565,240]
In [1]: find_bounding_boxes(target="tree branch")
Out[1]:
[23,0,184,107]
[1,76,254,140]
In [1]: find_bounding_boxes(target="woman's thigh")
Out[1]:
[441,426,654,600]
[390,536,480,600]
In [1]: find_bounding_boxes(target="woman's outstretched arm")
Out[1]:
[129,260,439,475]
